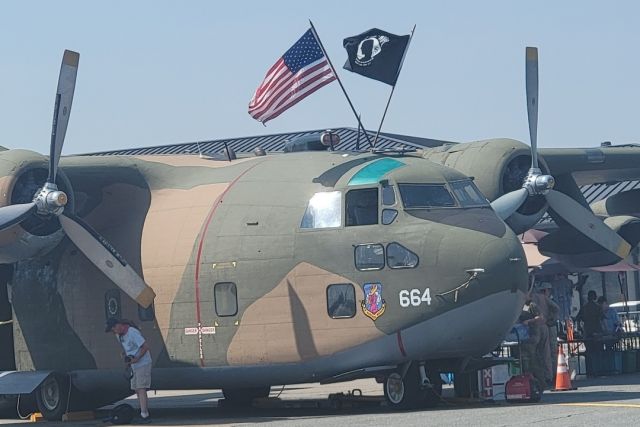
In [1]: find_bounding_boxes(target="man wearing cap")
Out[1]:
[106,318,152,424]
[519,292,547,389]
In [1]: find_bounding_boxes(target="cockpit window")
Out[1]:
[398,184,456,209]
[382,183,396,206]
[382,209,398,225]
[301,191,342,229]
[449,180,489,207]
[346,188,378,226]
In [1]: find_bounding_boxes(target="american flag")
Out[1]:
[248,29,336,124]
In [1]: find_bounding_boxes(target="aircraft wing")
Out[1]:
[535,145,640,268]
[539,145,640,186]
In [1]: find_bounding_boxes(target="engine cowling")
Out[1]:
[591,189,640,219]
[422,138,549,234]
[0,149,74,263]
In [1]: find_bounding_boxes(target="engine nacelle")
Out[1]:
[0,149,74,264]
[591,189,640,218]
[422,138,549,233]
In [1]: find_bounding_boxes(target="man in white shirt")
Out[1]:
[106,318,152,423]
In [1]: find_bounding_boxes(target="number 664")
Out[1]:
[399,289,431,307]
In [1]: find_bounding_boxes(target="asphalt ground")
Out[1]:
[1,373,640,426]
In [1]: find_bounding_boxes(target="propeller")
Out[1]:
[491,47,632,260]
[0,202,37,232]
[0,50,155,307]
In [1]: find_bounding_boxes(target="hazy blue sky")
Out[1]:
[2,1,639,154]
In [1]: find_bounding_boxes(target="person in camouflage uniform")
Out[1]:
[518,294,547,389]
[534,282,560,385]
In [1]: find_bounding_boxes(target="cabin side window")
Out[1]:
[300,191,342,229]
[138,304,155,322]
[214,282,238,317]
[346,188,379,226]
[326,284,356,319]
[354,244,385,271]
[104,289,121,321]
[386,242,419,269]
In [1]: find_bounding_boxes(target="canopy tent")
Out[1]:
[522,242,566,274]
[521,229,640,273]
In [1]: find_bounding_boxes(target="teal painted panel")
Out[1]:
[348,158,406,186]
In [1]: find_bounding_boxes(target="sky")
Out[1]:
[1,1,639,155]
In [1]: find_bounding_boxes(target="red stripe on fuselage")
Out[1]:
[193,163,259,366]
[396,330,407,357]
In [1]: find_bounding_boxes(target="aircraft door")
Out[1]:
[196,264,240,365]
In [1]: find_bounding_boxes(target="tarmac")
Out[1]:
[1,373,640,426]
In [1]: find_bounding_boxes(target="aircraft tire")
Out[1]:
[221,386,270,406]
[35,373,70,421]
[383,366,422,409]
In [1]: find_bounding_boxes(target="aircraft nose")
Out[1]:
[475,234,529,296]
[431,229,528,302]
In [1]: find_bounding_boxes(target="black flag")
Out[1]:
[343,28,410,86]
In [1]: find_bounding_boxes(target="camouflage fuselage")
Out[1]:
[3,149,528,389]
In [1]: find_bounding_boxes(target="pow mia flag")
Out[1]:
[343,28,410,86]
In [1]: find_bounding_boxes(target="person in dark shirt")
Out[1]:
[575,290,605,375]
[576,290,603,338]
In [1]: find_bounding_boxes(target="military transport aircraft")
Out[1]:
[1,48,639,420]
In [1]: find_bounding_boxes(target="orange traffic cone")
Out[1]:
[552,345,577,391]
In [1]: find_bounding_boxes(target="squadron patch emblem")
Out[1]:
[361,283,386,320]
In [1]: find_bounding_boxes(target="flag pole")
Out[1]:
[309,20,373,148]
[356,113,361,150]
[372,25,416,148]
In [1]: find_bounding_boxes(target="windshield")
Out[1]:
[449,180,490,207]
[398,184,456,208]
[300,191,342,228]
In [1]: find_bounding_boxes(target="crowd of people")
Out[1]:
[515,278,623,388]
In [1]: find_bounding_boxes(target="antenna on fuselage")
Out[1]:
[223,142,236,161]
[195,141,204,158]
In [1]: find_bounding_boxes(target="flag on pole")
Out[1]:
[343,28,410,86]
[248,29,336,124]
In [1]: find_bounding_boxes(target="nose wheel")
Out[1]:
[384,363,442,409]
[384,372,409,406]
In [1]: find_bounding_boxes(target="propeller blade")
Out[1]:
[48,50,79,184]
[491,188,529,221]
[525,46,539,169]
[59,214,155,308]
[0,202,36,232]
[545,189,632,259]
